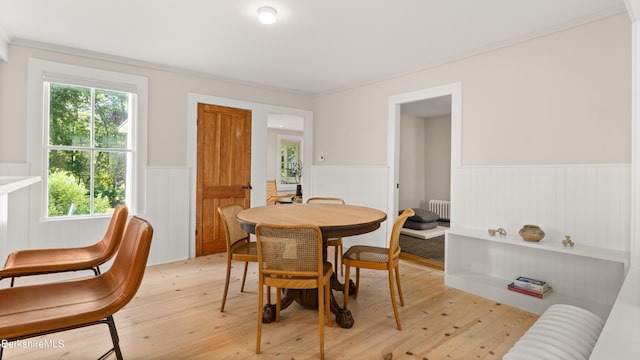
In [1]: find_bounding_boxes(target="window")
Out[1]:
[28,59,148,219]
[45,83,133,217]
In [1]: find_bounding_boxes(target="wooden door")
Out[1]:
[196,103,252,256]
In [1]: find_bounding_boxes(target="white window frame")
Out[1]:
[27,59,148,220]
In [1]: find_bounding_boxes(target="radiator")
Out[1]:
[428,200,450,221]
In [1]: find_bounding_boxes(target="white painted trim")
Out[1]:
[631,17,640,269]
[276,134,304,192]
[186,93,313,258]
[0,26,8,61]
[387,82,462,240]
[590,7,640,354]
[26,58,148,218]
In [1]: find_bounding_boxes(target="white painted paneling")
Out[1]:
[311,165,389,247]
[0,164,31,266]
[0,164,190,272]
[144,167,190,265]
[1,162,630,269]
[453,164,631,251]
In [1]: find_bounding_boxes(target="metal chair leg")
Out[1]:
[98,315,123,360]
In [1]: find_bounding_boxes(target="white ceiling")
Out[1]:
[0,0,627,95]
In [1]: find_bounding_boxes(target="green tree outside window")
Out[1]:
[47,83,131,217]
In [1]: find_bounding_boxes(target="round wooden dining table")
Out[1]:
[237,203,387,328]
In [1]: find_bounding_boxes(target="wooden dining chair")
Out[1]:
[218,203,263,312]
[266,179,295,205]
[0,204,128,287]
[306,197,346,276]
[342,208,415,330]
[255,223,333,359]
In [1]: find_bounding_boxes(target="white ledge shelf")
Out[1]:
[444,227,629,320]
[1,176,41,277]
[0,176,41,195]
[447,227,629,271]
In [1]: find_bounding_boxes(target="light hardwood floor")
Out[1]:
[3,251,538,359]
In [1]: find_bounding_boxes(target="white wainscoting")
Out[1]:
[304,166,395,250]
[452,164,631,251]
[0,163,32,267]
[144,167,190,265]
[1,162,630,270]
[446,164,631,318]
[0,164,190,273]
[310,165,389,247]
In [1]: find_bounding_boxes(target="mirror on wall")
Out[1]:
[267,114,304,193]
[277,134,303,190]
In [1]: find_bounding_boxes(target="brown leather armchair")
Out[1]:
[0,216,153,360]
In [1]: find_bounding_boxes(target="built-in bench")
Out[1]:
[445,228,640,358]
[504,267,640,359]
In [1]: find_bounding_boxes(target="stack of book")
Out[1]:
[507,276,552,298]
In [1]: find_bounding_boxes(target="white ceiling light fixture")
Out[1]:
[258,6,277,25]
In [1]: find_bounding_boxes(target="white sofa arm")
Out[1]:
[503,304,604,360]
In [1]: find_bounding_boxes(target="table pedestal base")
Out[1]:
[261,273,356,328]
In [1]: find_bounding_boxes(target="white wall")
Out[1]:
[423,114,451,203]
[315,14,630,167]
[399,113,452,210]
[399,114,426,209]
[0,45,314,166]
[0,44,314,265]
[0,14,633,264]
[315,14,632,251]
[309,165,388,247]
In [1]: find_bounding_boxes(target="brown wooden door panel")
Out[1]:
[196,104,251,256]
[202,186,247,198]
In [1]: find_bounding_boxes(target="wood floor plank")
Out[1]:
[2,251,537,359]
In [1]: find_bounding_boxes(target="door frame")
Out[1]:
[387,82,462,241]
[187,93,313,258]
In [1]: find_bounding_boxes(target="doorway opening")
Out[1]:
[399,96,452,210]
[195,103,252,256]
[387,82,462,268]
[267,114,304,196]
[187,93,313,258]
